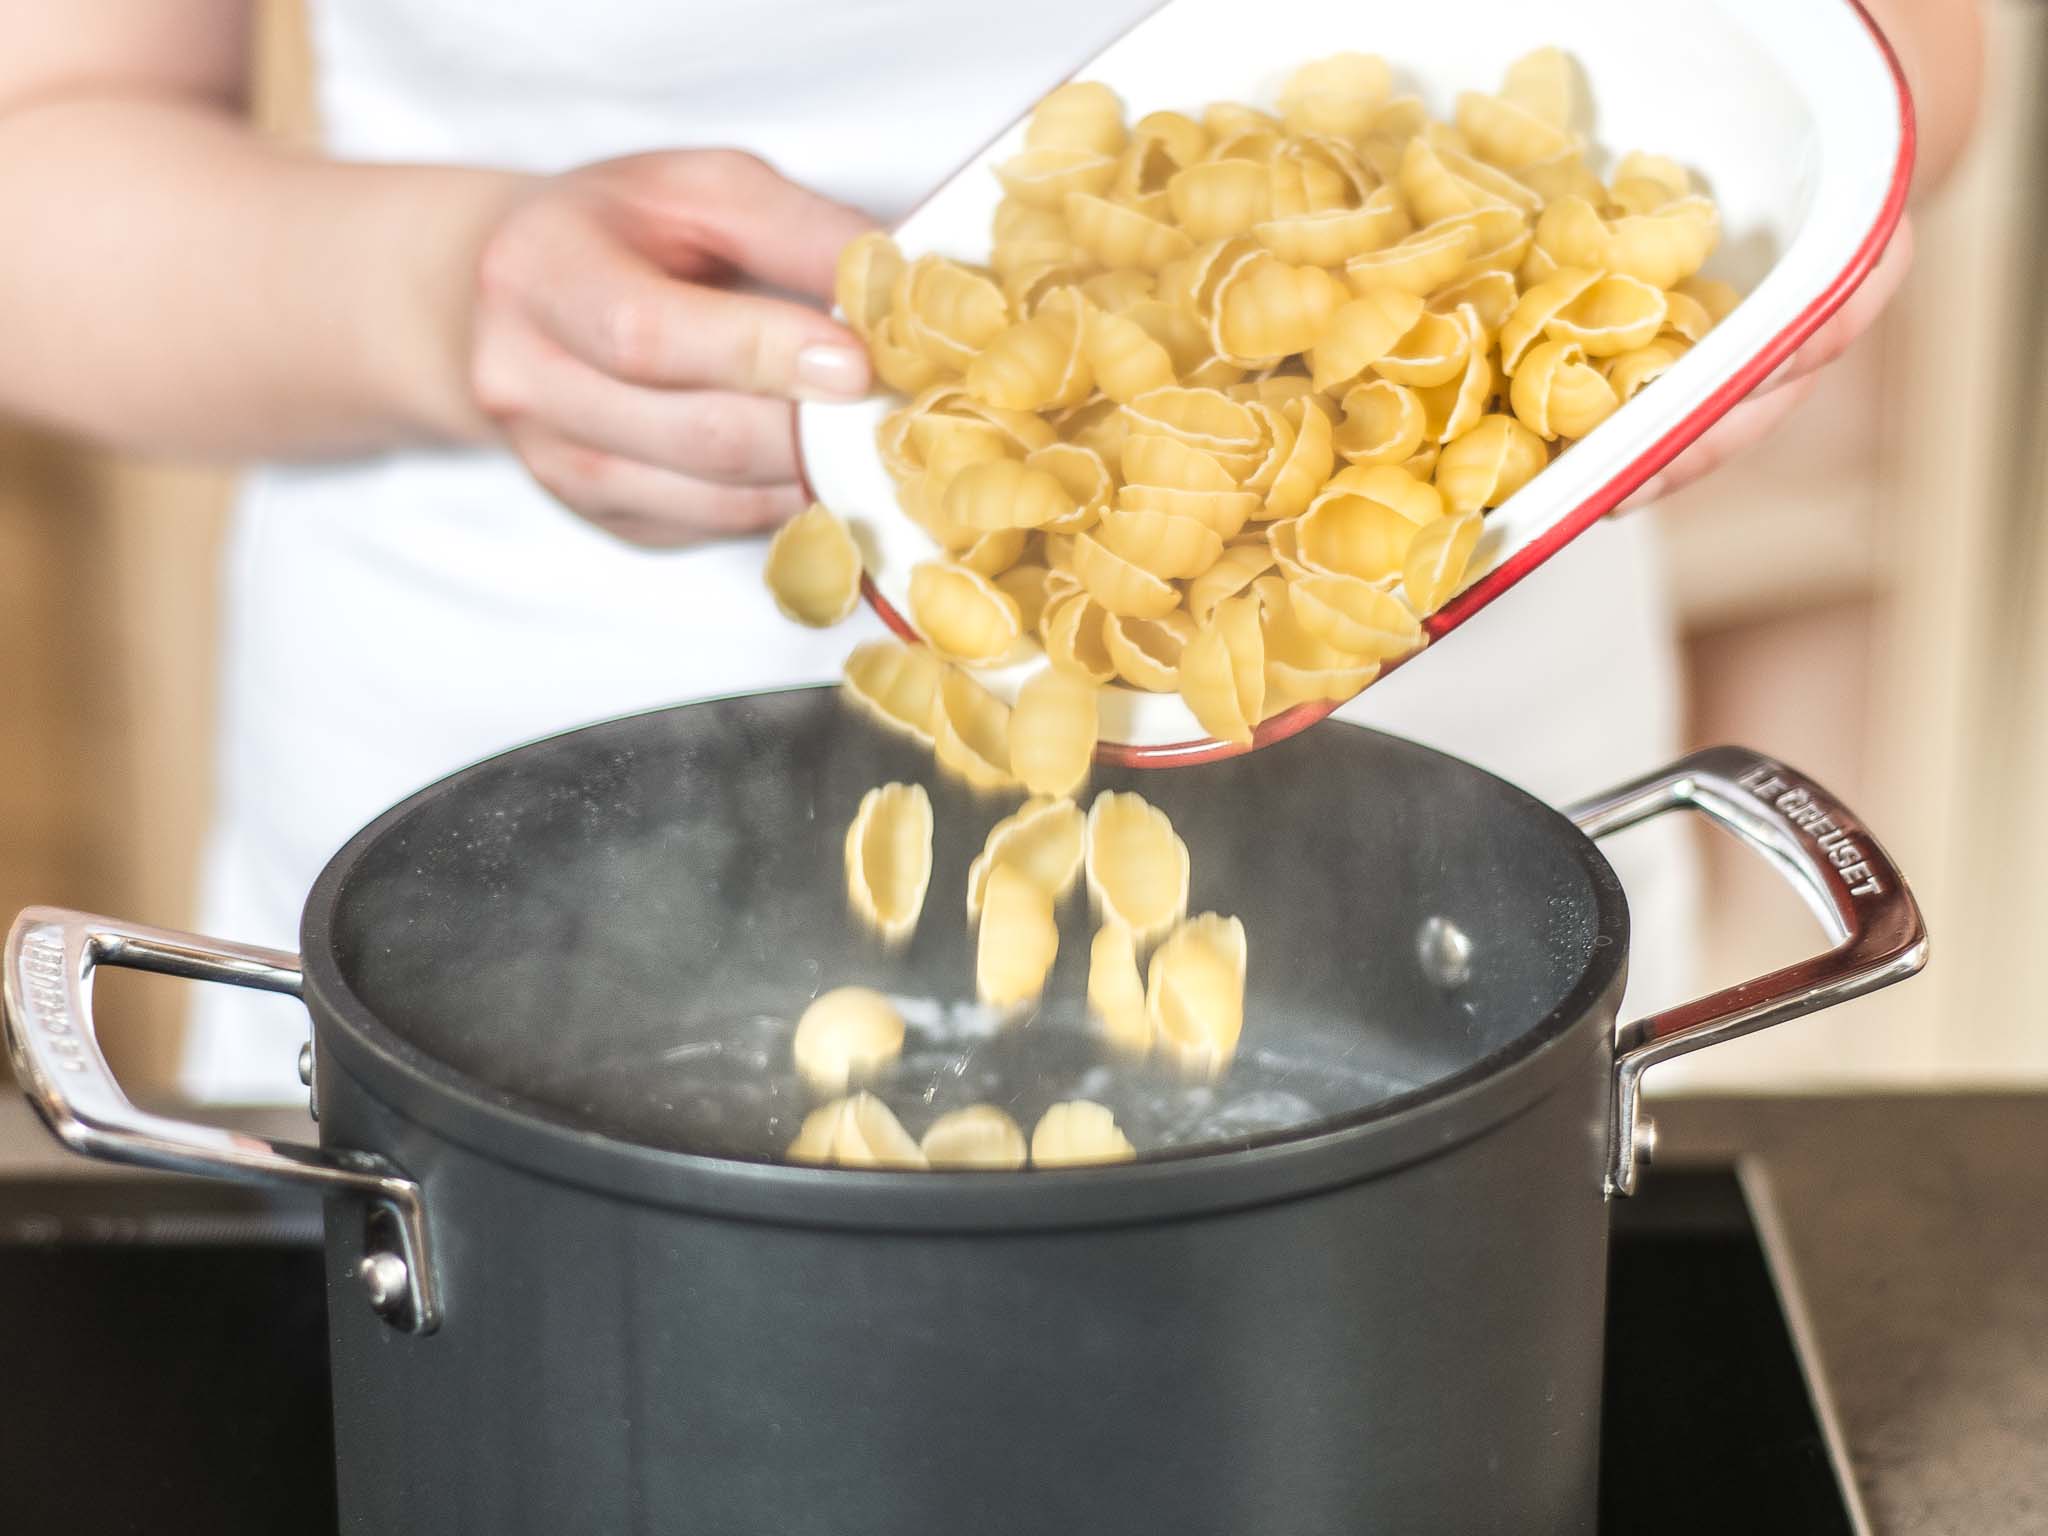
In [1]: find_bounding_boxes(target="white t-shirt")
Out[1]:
[183,0,1697,1100]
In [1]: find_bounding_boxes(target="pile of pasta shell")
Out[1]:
[816,46,1738,746]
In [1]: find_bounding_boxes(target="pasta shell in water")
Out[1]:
[931,668,1015,790]
[1064,192,1193,273]
[1081,305,1177,405]
[1543,273,1669,357]
[909,561,1023,666]
[793,986,906,1096]
[834,230,902,342]
[940,458,1077,532]
[842,640,944,747]
[1041,590,1117,684]
[1277,51,1392,138]
[762,503,862,628]
[1009,668,1100,799]
[1308,288,1425,395]
[1403,510,1485,616]
[1085,790,1191,946]
[1166,158,1274,243]
[1603,338,1691,403]
[899,255,1010,372]
[1026,441,1114,533]
[1434,414,1549,515]
[994,147,1119,210]
[1116,483,1261,541]
[1510,340,1620,441]
[1088,923,1153,1055]
[966,795,1085,920]
[1178,594,1266,748]
[1373,307,1472,389]
[1027,81,1127,157]
[921,1105,1028,1170]
[1147,914,1249,1079]
[1097,506,1224,581]
[966,313,1092,411]
[787,1092,927,1169]
[1187,542,1277,626]
[1103,609,1196,692]
[1288,575,1425,661]
[977,862,1059,1008]
[1069,530,1182,620]
[1212,258,1347,367]
[843,782,934,943]
[1498,265,1601,373]
[1335,379,1427,467]
[1261,397,1335,521]
[1031,1100,1136,1167]
[1121,432,1240,492]
[1343,222,1478,298]
[1298,466,1445,583]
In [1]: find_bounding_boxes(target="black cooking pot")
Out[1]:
[4,689,1924,1534]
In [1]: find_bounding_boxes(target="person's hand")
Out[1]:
[1618,215,1914,511]
[468,150,876,547]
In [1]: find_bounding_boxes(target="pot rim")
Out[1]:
[299,691,1632,1231]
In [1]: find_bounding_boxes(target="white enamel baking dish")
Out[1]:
[796,0,1913,763]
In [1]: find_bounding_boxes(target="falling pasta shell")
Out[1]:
[1008,668,1100,799]
[931,669,1016,790]
[1088,923,1153,1055]
[1085,790,1191,947]
[966,796,1085,920]
[762,504,863,628]
[843,782,934,943]
[1147,913,1248,1079]
[793,986,906,1096]
[976,861,1060,1009]
[842,640,944,747]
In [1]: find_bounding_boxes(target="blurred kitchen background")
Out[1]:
[3,0,2044,1103]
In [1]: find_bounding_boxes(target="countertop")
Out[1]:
[4,1089,2044,1531]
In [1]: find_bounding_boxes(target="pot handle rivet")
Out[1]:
[1632,1115,1658,1169]
[359,1252,412,1315]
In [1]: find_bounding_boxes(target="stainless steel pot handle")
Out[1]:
[1566,747,1927,1197]
[2,906,439,1333]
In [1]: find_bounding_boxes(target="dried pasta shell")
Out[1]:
[1088,923,1153,1055]
[1124,387,1261,458]
[940,457,1076,532]
[1085,790,1190,946]
[1534,195,1718,289]
[899,255,1010,372]
[1098,506,1225,581]
[1500,46,1579,130]
[1399,137,1521,226]
[868,313,946,394]
[1263,599,1382,715]
[1509,339,1620,441]
[1403,510,1484,616]
[1031,1100,1136,1167]
[1261,396,1335,521]
[1069,530,1182,619]
[908,561,1024,665]
[1238,401,1297,495]
[1433,414,1549,514]
[1082,304,1177,405]
[1659,290,1715,345]
[1343,221,1479,299]
[1211,257,1347,366]
[1400,440,1442,482]
[787,1092,926,1169]
[1677,277,1742,324]
[1544,274,1669,357]
[1117,484,1261,540]
[1603,337,1690,402]
[1454,90,1576,169]
[843,782,934,943]
[1517,151,1606,206]
[1334,379,1427,467]
[1253,192,1407,267]
[1178,594,1265,747]
[1121,432,1239,492]
[977,861,1059,1008]
[1026,442,1113,534]
[793,986,906,1096]
[1266,518,1315,582]
[954,527,1027,580]
[1187,542,1276,626]
[1167,158,1274,243]
[1027,81,1126,157]
[994,147,1119,209]
[1413,305,1494,444]
[1430,268,1520,333]
[835,230,902,342]
[931,668,1015,790]
[1064,191,1193,273]
[842,640,943,746]
[1009,668,1099,798]
[966,795,1085,920]
[762,503,862,628]
[1132,109,1208,172]
[907,412,1012,481]
[1080,268,1156,312]
[1499,266,1601,373]
[921,1105,1028,1169]
[993,564,1057,633]
[1289,575,1423,660]
[966,313,1092,411]
[1277,52,1392,138]
[1103,609,1196,692]
[1041,590,1116,684]
[1373,307,1471,388]
[1308,288,1425,395]
[1298,466,1444,582]
[1147,913,1248,1079]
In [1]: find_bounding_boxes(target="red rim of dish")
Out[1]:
[799,0,1918,769]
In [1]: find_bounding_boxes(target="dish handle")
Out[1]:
[1566,747,1927,1196]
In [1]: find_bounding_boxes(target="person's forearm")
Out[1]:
[1864,0,1984,193]
[0,93,526,457]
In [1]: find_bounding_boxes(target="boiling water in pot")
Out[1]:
[326,688,1610,1165]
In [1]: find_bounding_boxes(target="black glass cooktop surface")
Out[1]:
[0,1165,1859,1534]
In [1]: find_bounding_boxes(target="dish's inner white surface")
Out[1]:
[798,0,1904,747]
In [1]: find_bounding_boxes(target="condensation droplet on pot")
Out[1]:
[1417,915,1474,990]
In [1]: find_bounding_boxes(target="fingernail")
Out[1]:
[794,344,870,401]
